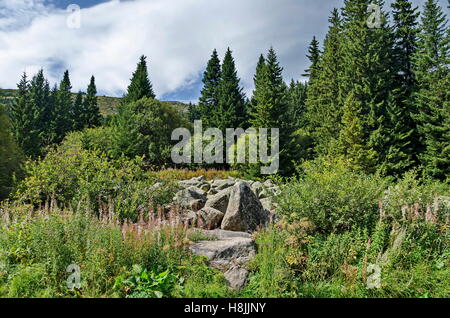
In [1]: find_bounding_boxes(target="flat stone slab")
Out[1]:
[188,229,256,291]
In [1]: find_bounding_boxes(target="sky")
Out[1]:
[0,0,448,102]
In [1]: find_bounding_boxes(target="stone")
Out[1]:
[189,229,255,291]
[205,187,233,214]
[221,182,269,232]
[198,207,225,230]
[212,179,235,191]
[174,186,207,209]
[260,198,276,211]
[251,181,264,198]
[264,179,275,188]
[224,266,249,291]
[190,199,205,212]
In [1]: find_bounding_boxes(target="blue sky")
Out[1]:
[0,0,448,102]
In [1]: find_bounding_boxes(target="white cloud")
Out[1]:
[0,0,446,100]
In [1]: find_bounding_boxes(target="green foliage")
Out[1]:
[13,139,176,220]
[381,170,450,222]
[0,104,23,200]
[304,9,343,156]
[277,157,386,233]
[0,209,231,298]
[114,265,182,298]
[215,48,247,130]
[412,0,449,181]
[111,97,190,165]
[243,226,298,298]
[83,76,102,128]
[198,49,221,128]
[123,55,156,104]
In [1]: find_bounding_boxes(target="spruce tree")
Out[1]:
[412,0,449,180]
[305,9,344,155]
[72,91,84,131]
[9,72,42,157]
[123,55,156,104]
[339,0,394,171]
[380,0,420,175]
[0,103,23,200]
[250,47,291,174]
[338,91,377,171]
[55,70,73,142]
[302,36,321,79]
[84,76,101,128]
[198,49,221,128]
[215,48,246,130]
[287,79,308,129]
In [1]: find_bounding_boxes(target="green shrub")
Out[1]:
[114,265,183,298]
[64,126,113,156]
[243,226,298,298]
[111,98,191,165]
[14,140,176,220]
[381,170,450,223]
[277,157,386,233]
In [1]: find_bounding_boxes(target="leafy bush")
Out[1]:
[111,98,191,165]
[381,170,450,223]
[114,265,182,298]
[277,157,386,233]
[14,139,176,220]
[64,126,113,156]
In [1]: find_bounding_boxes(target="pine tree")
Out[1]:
[9,72,42,157]
[0,103,23,199]
[198,49,221,128]
[305,9,344,155]
[338,0,394,171]
[72,91,84,131]
[338,91,377,171]
[380,0,420,175]
[83,76,101,128]
[55,70,73,142]
[215,48,246,130]
[123,55,156,104]
[250,47,291,174]
[302,36,321,79]
[412,0,449,180]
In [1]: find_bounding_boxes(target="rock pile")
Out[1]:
[172,176,279,290]
[174,176,279,232]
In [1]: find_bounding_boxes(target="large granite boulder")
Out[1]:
[221,182,269,232]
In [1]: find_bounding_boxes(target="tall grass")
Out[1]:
[0,203,232,298]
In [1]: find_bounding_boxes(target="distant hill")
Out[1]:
[0,88,188,116]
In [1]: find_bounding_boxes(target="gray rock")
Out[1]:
[224,266,249,291]
[260,198,276,211]
[198,207,225,230]
[251,181,264,197]
[190,199,205,212]
[205,187,233,214]
[175,186,207,208]
[264,179,275,188]
[189,230,255,263]
[212,179,235,191]
[221,182,269,232]
[189,229,255,291]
